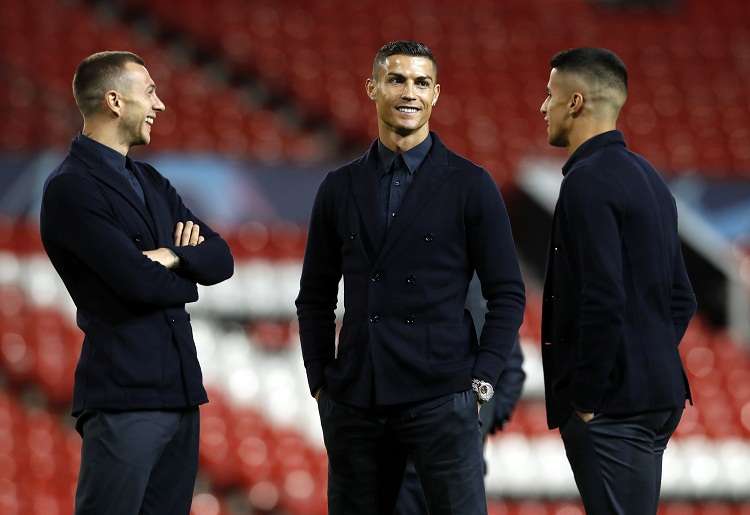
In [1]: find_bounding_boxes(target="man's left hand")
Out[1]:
[576,410,595,423]
[143,248,180,269]
[174,221,205,247]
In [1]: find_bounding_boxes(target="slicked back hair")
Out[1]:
[550,47,628,99]
[373,40,437,78]
[73,51,145,117]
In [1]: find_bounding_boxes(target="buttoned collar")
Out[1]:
[77,134,128,173]
[377,133,433,177]
[562,130,626,176]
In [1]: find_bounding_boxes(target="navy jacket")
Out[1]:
[40,136,234,416]
[296,133,525,407]
[541,131,696,429]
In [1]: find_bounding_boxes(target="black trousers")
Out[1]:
[394,396,495,515]
[318,389,486,515]
[560,408,683,515]
[74,408,200,515]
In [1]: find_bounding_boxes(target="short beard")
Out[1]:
[548,129,568,148]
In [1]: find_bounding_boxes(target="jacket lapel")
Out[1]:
[71,140,159,243]
[375,133,453,266]
[130,162,167,246]
[349,140,385,264]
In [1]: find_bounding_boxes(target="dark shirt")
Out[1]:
[377,134,432,228]
[79,135,145,205]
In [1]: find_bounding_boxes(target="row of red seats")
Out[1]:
[0,0,333,163]
[126,0,750,177]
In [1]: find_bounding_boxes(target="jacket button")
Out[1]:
[554,246,559,253]
[406,275,416,285]
[370,271,383,282]
[169,317,175,324]
[369,314,380,323]
[405,316,415,325]
[423,233,434,242]
[134,236,142,243]
[349,232,357,240]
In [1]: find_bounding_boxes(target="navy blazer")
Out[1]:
[40,136,234,416]
[296,133,525,407]
[541,131,696,429]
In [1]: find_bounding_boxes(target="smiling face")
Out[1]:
[366,54,440,139]
[116,62,165,147]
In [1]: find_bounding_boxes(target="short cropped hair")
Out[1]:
[73,51,145,116]
[373,40,437,77]
[550,47,627,96]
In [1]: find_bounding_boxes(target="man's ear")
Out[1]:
[432,83,440,106]
[365,78,376,101]
[569,92,584,116]
[105,90,122,117]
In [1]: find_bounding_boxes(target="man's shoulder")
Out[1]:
[329,150,368,177]
[443,148,488,179]
[43,154,93,197]
[575,143,649,178]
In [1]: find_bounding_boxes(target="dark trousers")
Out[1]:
[318,389,486,515]
[560,408,683,515]
[394,396,495,515]
[74,408,200,515]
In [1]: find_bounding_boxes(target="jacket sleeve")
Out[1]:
[465,274,525,431]
[41,174,198,307]
[295,173,342,396]
[466,170,526,388]
[143,166,234,286]
[491,337,526,432]
[669,213,697,344]
[562,168,626,412]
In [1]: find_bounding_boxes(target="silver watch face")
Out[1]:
[478,383,493,401]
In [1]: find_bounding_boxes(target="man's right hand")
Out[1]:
[174,221,205,247]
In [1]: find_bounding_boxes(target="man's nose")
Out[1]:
[401,81,417,99]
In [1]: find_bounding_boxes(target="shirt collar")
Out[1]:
[77,134,128,173]
[377,133,433,176]
[562,130,626,176]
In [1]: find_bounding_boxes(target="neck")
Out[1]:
[566,118,617,156]
[378,123,429,153]
[82,120,129,156]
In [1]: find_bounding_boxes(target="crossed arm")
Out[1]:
[142,221,206,269]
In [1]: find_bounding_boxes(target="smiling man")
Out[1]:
[296,40,525,515]
[40,51,234,515]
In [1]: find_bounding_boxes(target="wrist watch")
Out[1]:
[472,378,494,404]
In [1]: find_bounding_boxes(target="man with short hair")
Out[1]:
[40,51,234,515]
[296,40,525,515]
[539,47,696,514]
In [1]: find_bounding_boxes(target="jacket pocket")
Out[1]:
[110,320,167,388]
[428,323,475,369]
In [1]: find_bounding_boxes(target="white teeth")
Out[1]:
[397,107,419,113]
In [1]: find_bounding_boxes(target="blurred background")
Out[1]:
[1,0,749,513]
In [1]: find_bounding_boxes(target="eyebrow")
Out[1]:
[386,73,434,82]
